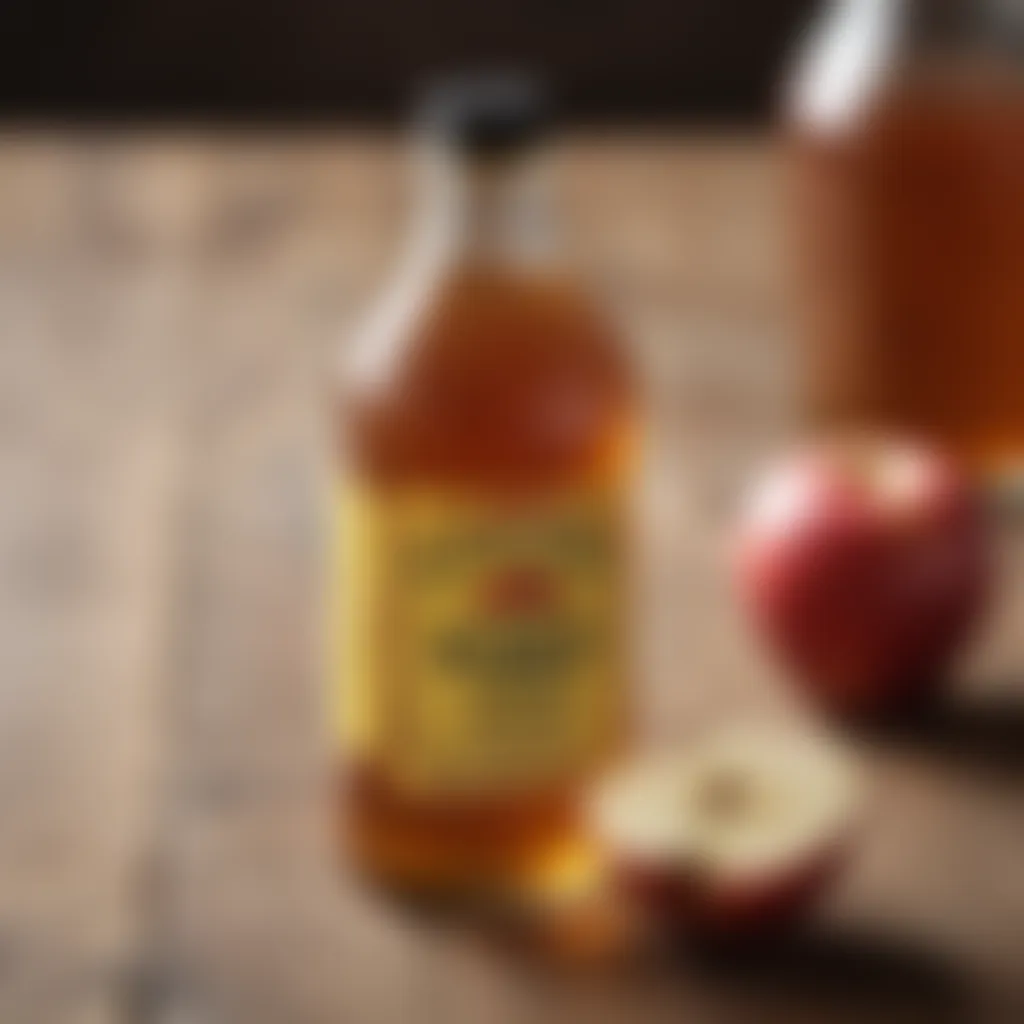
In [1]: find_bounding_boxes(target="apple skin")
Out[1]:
[733,439,992,719]
[609,840,846,937]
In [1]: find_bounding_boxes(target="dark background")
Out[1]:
[0,0,817,122]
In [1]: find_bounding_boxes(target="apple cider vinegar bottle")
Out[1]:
[334,78,637,901]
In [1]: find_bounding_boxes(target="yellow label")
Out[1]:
[337,485,626,797]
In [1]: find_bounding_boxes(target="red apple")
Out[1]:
[733,437,992,719]
[590,729,859,935]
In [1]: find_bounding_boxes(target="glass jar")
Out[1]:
[787,0,1024,478]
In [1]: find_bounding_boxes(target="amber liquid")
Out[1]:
[339,266,635,899]
[794,71,1024,475]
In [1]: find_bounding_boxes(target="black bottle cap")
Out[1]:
[417,73,551,155]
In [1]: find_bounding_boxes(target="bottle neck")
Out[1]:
[415,142,560,272]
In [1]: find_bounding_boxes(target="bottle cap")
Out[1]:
[417,73,551,155]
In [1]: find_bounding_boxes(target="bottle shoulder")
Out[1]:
[337,265,636,486]
[343,264,630,402]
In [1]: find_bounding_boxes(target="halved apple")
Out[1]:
[590,728,860,934]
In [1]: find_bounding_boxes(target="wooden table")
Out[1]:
[0,134,1022,1024]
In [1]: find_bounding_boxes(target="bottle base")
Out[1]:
[339,772,602,914]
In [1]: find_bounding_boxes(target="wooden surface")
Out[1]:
[0,134,1022,1024]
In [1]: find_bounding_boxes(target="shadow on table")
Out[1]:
[653,926,975,1021]
[855,688,1024,782]
[370,880,976,1022]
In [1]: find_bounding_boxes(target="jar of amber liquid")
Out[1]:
[334,79,637,902]
[788,0,1024,480]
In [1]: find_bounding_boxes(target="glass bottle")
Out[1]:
[787,0,1024,478]
[334,78,637,901]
